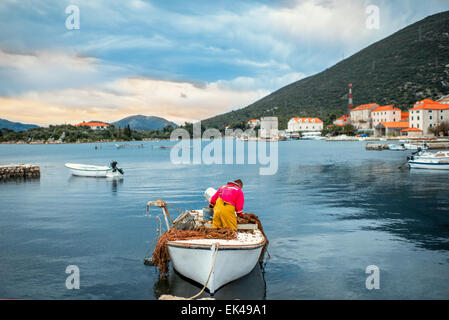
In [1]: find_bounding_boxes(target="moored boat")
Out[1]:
[388,144,406,151]
[408,150,449,170]
[146,195,267,295]
[65,161,124,177]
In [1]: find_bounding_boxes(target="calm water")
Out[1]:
[1,140,449,300]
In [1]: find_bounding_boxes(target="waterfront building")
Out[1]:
[350,103,379,129]
[374,121,409,137]
[371,105,401,127]
[287,117,323,133]
[260,117,278,140]
[400,127,423,138]
[76,121,110,130]
[408,99,449,136]
[247,119,261,128]
[333,114,349,127]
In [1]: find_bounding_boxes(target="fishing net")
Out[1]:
[151,227,237,279]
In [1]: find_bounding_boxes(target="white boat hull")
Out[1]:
[167,241,264,294]
[65,163,122,178]
[409,161,449,170]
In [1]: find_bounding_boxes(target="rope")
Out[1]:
[143,216,162,265]
[188,243,219,300]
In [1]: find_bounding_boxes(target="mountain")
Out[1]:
[0,118,39,131]
[112,115,178,131]
[203,10,449,130]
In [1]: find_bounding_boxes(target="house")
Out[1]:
[76,121,110,130]
[350,103,379,129]
[333,114,349,127]
[374,121,409,137]
[247,119,261,128]
[400,127,423,138]
[371,105,401,127]
[287,117,323,133]
[408,99,449,136]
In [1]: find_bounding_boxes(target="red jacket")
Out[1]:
[210,183,244,215]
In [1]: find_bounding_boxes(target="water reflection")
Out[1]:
[153,263,267,300]
[296,161,449,251]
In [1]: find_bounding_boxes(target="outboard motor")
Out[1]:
[110,161,124,175]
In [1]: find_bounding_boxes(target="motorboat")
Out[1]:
[388,144,406,151]
[65,161,124,177]
[403,142,429,150]
[408,150,449,170]
[146,189,267,295]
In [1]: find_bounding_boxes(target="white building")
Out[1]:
[287,117,323,133]
[409,99,449,136]
[350,103,379,129]
[371,105,401,127]
[260,117,278,140]
[76,121,110,130]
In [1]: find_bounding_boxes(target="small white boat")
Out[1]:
[388,144,406,151]
[408,151,449,170]
[403,142,429,150]
[65,161,124,177]
[147,192,266,295]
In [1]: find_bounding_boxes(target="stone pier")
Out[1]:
[0,164,40,181]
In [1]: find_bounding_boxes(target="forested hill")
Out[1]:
[203,10,449,130]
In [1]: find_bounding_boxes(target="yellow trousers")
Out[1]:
[212,198,237,231]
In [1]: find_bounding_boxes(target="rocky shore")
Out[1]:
[0,164,40,181]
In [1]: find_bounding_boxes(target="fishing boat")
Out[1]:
[408,151,449,170]
[146,189,267,295]
[65,161,124,177]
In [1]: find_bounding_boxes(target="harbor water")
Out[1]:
[1,140,449,299]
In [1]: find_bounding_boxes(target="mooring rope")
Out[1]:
[187,243,219,300]
[143,216,162,265]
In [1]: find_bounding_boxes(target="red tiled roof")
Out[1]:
[335,115,349,122]
[400,128,422,132]
[379,121,409,128]
[76,122,109,127]
[290,117,323,123]
[372,105,400,112]
[352,103,378,111]
[401,112,409,120]
[409,99,449,111]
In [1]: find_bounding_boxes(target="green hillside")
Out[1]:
[203,10,449,130]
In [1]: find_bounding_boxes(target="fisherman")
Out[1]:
[209,179,244,231]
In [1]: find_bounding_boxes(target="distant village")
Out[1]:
[241,90,449,140]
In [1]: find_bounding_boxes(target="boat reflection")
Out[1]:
[153,263,267,300]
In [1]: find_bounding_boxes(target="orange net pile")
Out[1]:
[152,227,236,279]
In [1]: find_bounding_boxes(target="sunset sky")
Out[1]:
[1,0,448,126]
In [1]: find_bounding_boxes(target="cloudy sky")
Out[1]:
[0,0,448,126]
